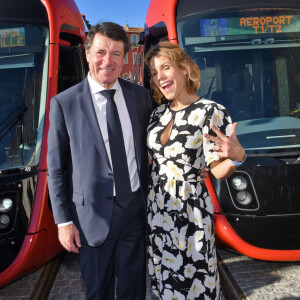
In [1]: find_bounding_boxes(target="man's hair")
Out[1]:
[145,41,200,105]
[84,22,129,54]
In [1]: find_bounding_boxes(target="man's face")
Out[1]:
[86,33,125,89]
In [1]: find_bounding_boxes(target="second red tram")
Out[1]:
[0,0,87,287]
[143,0,300,261]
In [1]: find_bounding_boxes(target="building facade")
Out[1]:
[121,25,144,85]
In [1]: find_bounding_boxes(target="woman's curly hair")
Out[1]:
[144,41,200,105]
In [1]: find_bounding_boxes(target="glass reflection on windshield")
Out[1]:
[177,13,300,155]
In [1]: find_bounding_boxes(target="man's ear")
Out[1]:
[85,49,90,63]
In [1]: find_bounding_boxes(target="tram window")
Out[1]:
[0,24,48,170]
[58,45,86,93]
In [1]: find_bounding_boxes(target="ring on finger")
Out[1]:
[217,144,221,152]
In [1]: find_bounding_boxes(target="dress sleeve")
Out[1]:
[202,102,232,166]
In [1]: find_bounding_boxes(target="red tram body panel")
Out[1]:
[144,0,300,261]
[0,0,86,287]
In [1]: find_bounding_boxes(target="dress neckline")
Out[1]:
[168,97,202,113]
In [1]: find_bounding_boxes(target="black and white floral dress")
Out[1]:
[147,98,232,300]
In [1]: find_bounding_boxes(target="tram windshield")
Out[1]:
[0,24,49,170]
[177,10,300,156]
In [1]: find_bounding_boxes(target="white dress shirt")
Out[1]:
[58,74,140,227]
[88,73,140,193]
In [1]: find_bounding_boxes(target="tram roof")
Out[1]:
[0,0,85,44]
[177,0,300,18]
[145,0,300,41]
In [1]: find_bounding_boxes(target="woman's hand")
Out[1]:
[204,122,245,162]
[204,122,245,180]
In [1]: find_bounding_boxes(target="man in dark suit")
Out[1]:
[47,22,153,299]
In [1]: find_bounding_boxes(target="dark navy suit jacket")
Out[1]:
[47,77,153,247]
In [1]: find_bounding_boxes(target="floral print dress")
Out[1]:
[147,98,232,300]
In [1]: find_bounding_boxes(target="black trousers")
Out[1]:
[79,189,146,300]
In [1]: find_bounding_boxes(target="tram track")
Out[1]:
[217,250,248,300]
[28,252,65,300]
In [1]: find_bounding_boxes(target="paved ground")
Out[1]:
[218,249,300,300]
[0,251,158,300]
[0,267,43,300]
[1,249,300,299]
[48,252,157,300]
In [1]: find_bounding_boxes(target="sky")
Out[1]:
[74,0,151,29]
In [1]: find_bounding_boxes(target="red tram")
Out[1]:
[143,0,300,261]
[0,0,87,286]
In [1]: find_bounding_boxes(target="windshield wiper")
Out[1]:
[0,106,28,141]
[247,150,300,158]
[293,156,300,164]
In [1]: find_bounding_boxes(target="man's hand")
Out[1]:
[58,224,81,253]
[200,168,208,181]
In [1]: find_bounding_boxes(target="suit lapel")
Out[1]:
[76,79,111,169]
[119,79,142,171]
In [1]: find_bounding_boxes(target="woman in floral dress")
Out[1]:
[145,41,246,300]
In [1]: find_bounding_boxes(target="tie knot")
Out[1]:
[100,89,116,100]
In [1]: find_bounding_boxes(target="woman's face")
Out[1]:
[149,54,187,101]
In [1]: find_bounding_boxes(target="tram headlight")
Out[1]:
[231,176,247,191]
[236,191,252,205]
[226,171,259,210]
[0,198,13,213]
[0,214,10,228]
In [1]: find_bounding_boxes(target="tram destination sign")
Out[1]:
[0,27,25,48]
[200,15,300,37]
